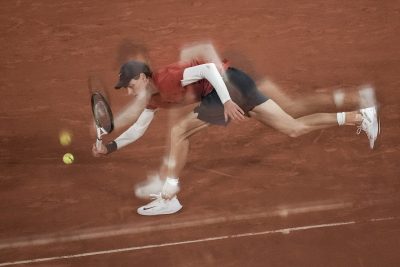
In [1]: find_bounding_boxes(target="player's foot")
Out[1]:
[357,106,379,149]
[137,193,182,216]
[134,174,164,199]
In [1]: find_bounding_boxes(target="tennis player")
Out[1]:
[92,42,379,216]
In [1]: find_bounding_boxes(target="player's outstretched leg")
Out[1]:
[249,99,379,148]
[137,112,209,215]
[258,79,377,118]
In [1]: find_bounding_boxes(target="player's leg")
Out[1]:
[135,89,227,202]
[258,79,376,118]
[249,99,378,148]
[226,67,378,147]
[137,111,209,216]
[164,111,210,182]
[134,106,196,199]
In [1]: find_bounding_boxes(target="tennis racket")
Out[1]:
[88,74,114,151]
[91,91,114,150]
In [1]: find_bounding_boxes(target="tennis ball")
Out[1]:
[63,153,74,164]
[59,131,72,146]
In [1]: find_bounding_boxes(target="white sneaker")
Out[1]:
[134,174,164,199]
[137,193,182,216]
[357,106,379,149]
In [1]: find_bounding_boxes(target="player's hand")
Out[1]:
[161,178,180,199]
[92,143,108,157]
[223,100,245,122]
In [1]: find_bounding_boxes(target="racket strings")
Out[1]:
[92,94,113,133]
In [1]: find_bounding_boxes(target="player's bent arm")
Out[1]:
[105,108,156,153]
[182,63,231,104]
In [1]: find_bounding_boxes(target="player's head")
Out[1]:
[114,61,152,91]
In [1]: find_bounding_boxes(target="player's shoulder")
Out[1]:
[156,61,190,71]
[152,62,188,79]
[156,60,207,71]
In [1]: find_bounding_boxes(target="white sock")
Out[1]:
[337,112,346,126]
[163,157,176,168]
[333,89,345,108]
[162,177,180,199]
[166,177,179,185]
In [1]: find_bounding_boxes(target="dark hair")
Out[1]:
[142,64,152,78]
[115,61,152,89]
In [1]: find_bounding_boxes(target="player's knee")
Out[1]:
[286,124,306,138]
[288,130,300,138]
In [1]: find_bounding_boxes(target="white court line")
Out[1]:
[193,165,237,178]
[0,201,352,249]
[0,217,397,267]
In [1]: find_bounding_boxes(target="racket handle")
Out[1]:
[96,127,103,151]
[96,138,103,151]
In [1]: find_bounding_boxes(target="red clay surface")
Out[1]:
[1,0,400,266]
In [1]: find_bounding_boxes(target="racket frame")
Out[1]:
[90,91,114,151]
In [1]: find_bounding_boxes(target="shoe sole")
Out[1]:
[369,106,380,149]
[375,106,381,148]
[361,105,380,149]
[137,205,182,216]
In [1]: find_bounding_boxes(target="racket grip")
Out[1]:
[96,138,103,151]
[95,127,103,151]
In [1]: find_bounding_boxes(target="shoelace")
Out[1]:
[356,125,362,135]
[149,193,175,204]
[361,110,372,123]
[356,109,372,135]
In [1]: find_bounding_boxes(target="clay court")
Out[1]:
[1,0,400,266]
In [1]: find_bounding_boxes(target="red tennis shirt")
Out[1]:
[147,60,213,109]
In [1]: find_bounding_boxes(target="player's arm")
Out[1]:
[113,91,150,131]
[105,108,156,153]
[92,91,153,157]
[92,108,156,156]
[181,63,245,121]
[180,42,245,121]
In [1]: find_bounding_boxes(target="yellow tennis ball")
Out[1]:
[59,131,72,146]
[63,153,74,164]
